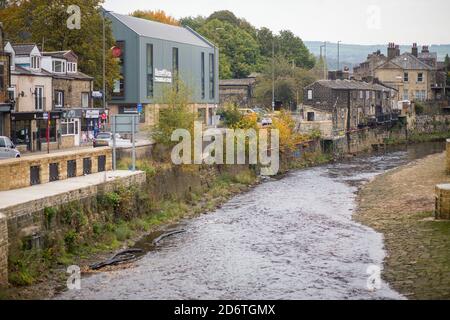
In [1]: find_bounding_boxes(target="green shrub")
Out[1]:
[114,224,132,241]
[44,207,57,228]
[64,230,78,253]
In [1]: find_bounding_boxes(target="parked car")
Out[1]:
[0,136,21,159]
[93,132,132,148]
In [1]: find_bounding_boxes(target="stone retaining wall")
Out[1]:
[0,213,7,286]
[447,140,450,174]
[0,147,112,191]
[435,184,450,220]
[0,171,146,286]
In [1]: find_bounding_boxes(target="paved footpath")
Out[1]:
[0,170,142,211]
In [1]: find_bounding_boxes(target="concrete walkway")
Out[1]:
[0,170,143,211]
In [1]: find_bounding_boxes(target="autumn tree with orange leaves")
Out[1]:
[131,9,179,26]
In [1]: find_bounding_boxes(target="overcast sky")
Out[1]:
[103,0,450,45]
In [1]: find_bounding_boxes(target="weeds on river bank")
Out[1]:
[3,169,257,299]
[384,131,450,146]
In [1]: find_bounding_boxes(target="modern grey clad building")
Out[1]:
[104,10,219,126]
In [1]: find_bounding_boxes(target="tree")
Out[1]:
[277,30,316,69]
[131,9,179,26]
[151,80,197,147]
[0,0,119,95]
[179,15,205,30]
[255,56,317,109]
[198,19,262,79]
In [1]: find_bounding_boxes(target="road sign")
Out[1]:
[112,114,139,134]
[137,104,143,114]
[111,114,139,172]
[43,112,49,120]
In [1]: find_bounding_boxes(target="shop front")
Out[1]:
[80,109,107,144]
[11,111,61,152]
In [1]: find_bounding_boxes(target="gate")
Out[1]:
[67,160,76,178]
[83,157,92,175]
[98,155,106,172]
[49,163,59,182]
[30,166,40,186]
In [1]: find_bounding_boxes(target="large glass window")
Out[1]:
[209,53,215,99]
[173,47,179,91]
[37,119,56,142]
[201,52,205,99]
[147,44,154,98]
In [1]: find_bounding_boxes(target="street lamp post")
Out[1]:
[102,11,106,110]
[337,40,342,71]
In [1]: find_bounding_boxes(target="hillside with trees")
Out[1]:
[180,10,316,79]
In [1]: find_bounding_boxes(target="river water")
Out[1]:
[58,142,445,300]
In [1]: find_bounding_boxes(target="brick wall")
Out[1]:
[0,147,112,191]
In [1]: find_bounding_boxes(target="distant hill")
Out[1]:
[305,41,450,70]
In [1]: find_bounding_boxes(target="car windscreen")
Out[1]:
[96,133,111,139]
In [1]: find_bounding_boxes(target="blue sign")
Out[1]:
[137,104,143,114]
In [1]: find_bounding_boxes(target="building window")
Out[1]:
[81,92,89,108]
[201,52,205,99]
[307,112,315,122]
[61,119,76,136]
[403,89,409,101]
[365,91,369,100]
[146,44,154,98]
[307,89,313,100]
[35,86,44,110]
[67,62,77,73]
[52,60,65,73]
[359,91,363,99]
[404,72,409,82]
[417,73,423,82]
[415,90,426,101]
[31,55,40,69]
[209,53,215,99]
[172,47,179,90]
[54,90,64,108]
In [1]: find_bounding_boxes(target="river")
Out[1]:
[58,142,445,300]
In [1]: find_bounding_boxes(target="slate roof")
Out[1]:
[107,11,213,48]
[310,80,392,91]
[12,65,52,77]
[11,44,36,56]
[42,50,77,59]
[219,78,256,86]
[377,53,433,71]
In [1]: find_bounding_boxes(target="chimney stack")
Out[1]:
[395,45,400,57]
[387,42,396,59]
[412,43,418,57]
[422,45,429,53]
